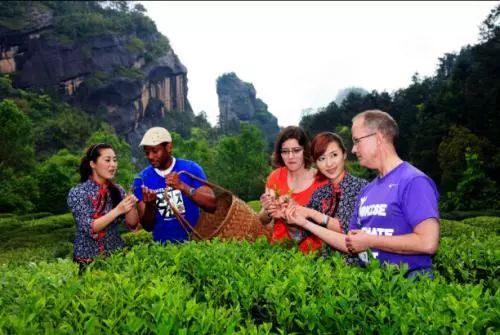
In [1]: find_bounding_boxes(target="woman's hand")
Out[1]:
[268,202,287,220]
[284,203,308,228]
[116,194,138,215]
[92,194,138,233]
[291,203,310,218]
[260,190,283,219]
[260,192,274,213]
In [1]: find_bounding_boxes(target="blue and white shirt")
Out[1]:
[133,158,207,243]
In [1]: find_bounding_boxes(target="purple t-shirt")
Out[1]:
[349,162,439,272]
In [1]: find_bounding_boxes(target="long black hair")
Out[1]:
[79,143,122,208]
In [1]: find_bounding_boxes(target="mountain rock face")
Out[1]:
[216,72,280,149]
[0,3,190,160]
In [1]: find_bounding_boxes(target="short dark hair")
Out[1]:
[310,132,347,162]
[271,126,313,168]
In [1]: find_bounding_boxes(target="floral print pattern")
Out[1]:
[67,179,126,262]
[307,173,368,264]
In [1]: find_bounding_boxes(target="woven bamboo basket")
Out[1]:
[176,171,272,242]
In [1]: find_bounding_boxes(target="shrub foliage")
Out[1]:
[0,215,498,333]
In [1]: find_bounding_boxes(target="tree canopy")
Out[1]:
[300,5,500,210]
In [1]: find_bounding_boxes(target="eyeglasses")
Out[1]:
[281,147,303,155]
[352,133,376,146]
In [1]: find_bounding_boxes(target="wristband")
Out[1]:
[320,215,329,228]
[188,187,196,197]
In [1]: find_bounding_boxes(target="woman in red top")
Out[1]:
[259,126,327,251]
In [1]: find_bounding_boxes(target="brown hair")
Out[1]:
[271,126,313,168]
[310,132,347,161]
[353,109,399,143]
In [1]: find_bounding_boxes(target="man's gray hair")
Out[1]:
[353,109,399,143]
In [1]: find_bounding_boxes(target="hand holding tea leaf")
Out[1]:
[278,188,294,205]
[263,186,296,219]
[116,194,138,215]
[260,188,277,218]
[141,186,156,204]
[260,191,273,209]
[133,177,155,204]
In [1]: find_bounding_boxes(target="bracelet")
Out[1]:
[188,187,196,197]
[320,214,329,228]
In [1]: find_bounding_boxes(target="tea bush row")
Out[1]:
[435,217,499,290]
[0,240,498,334]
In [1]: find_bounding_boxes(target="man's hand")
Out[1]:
[345,219,440,255]
[138,186,157,232]
[165,172,185,191]
[141,185,157,204]
[345,229,372,254]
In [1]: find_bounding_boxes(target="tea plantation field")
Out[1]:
[0,212,498,334]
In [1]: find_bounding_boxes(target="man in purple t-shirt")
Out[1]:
[346,110,440,277]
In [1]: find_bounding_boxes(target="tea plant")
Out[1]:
[1,238,498,334]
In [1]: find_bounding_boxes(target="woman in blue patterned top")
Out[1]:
[286,132,368,263]
[67,143,139,270]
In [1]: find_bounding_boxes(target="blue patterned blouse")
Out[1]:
[67,178,126,262]
[306,173,368,264]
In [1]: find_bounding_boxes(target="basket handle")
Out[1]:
[163,188,203,240]
[169,170,233,240]
[177,170,233,195]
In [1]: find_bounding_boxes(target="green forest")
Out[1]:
[1,3,499,216]
[0,77,270,213]
[301,5,500,214]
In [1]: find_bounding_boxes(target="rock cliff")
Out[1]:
[216,72,280,150]
[0,2,190,160]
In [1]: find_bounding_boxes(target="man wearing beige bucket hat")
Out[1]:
[133,127,216,243]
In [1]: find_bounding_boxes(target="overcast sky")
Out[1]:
[140,1,497,127]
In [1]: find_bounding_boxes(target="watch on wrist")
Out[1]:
[188,187,196,197]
